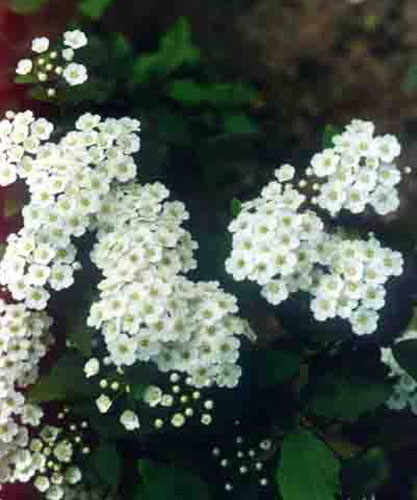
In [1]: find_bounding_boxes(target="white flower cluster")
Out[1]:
[0,111,140,311]
[311,119,402,216]
[0,302,52,485]
[142,374,216,429]
[381,330,417,414]
[13,425,83,500]
[16,30,88,94]
[88,183,253,388]
[226,163,404,335]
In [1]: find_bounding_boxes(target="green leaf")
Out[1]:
[223,113,258,134]
[201,82,259,107]
[393,339,417,381]
[7,0,49,14]
[14,74,36,84]
[132,17,200,84]
[132,383,147,401]
[322,124,341,149]
[159,17,200,71]
[304,374,392,421]
[342,447,389,499]
[230,198,242,218]
[244,349,301,388]
[403,65,417,93]
[137,460,210,500]
[92,443,122,489]
[79,0,113,19]
[277,429,340,500]
[28,352,94,403]
[168,79,203,106]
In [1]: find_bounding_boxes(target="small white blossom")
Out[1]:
[16,59,33,75]
[32,37,50,53]
[119,410,140,431]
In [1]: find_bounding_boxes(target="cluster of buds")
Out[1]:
[210,419,274,493]
[15,30,89,97]
[22,407,91,500]
[142,372,216,430]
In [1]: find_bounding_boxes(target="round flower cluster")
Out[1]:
[0,112,141,311]
[0,302,52,485]
[311,119,403,216]
[16,30,89,94]
[309,232,403,335]
[88,183,253,388]
[226,164,404,335]
[12,423,86,500]
[142,372,216,429]
[381,330,417,414]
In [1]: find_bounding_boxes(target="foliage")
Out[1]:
[136,460,210,500]
[277,428,341,500]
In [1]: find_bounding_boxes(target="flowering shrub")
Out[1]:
[0,6,416,500]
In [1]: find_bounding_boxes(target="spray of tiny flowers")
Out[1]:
[226,119,407,335]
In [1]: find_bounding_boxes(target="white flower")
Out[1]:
[143,385,163,407]
[16,59,33,75]
[63,30,88,50]
[45,485,64,500]
[171,413,186,428]
[275,164,295,182]
[62,48,74,62]
[119,410,140,431]
[350,307,379,335]
[65,466,82,485]
[96,394,113,414]
[63,63,88,86]
[34,475,50,492]
[32,37,50,53]
[84,358,100,378]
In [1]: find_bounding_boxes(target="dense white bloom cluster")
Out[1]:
[10,424,84,499]
[16,30,89,91]
[381,330,417,414]
[226,156,404,335]
[88,183,253,388]
[0,302,52,484]
[0,111,140,310]
[311,119,402,216]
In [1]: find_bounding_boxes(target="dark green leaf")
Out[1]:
[342,447,389,499]
[92,443,122,489]
[393,339,417,381]
[244,349,301,388]
[131,17,199,84]
[322,124,341,149]
[403,65,417,93]
[159,17,200,71]
[223,113,258,134]
[132,384,147,401]
[28,352,94,403]
[8,0,48,13]
[202,82,259,107]
[168,79,203,106]
[277,428,340,500]
[14,74,36,84]
[304,374,392,421]
[230,198,242,218]
[79,0,113,19]
[64,80,114,104]
[137,460,210,500]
